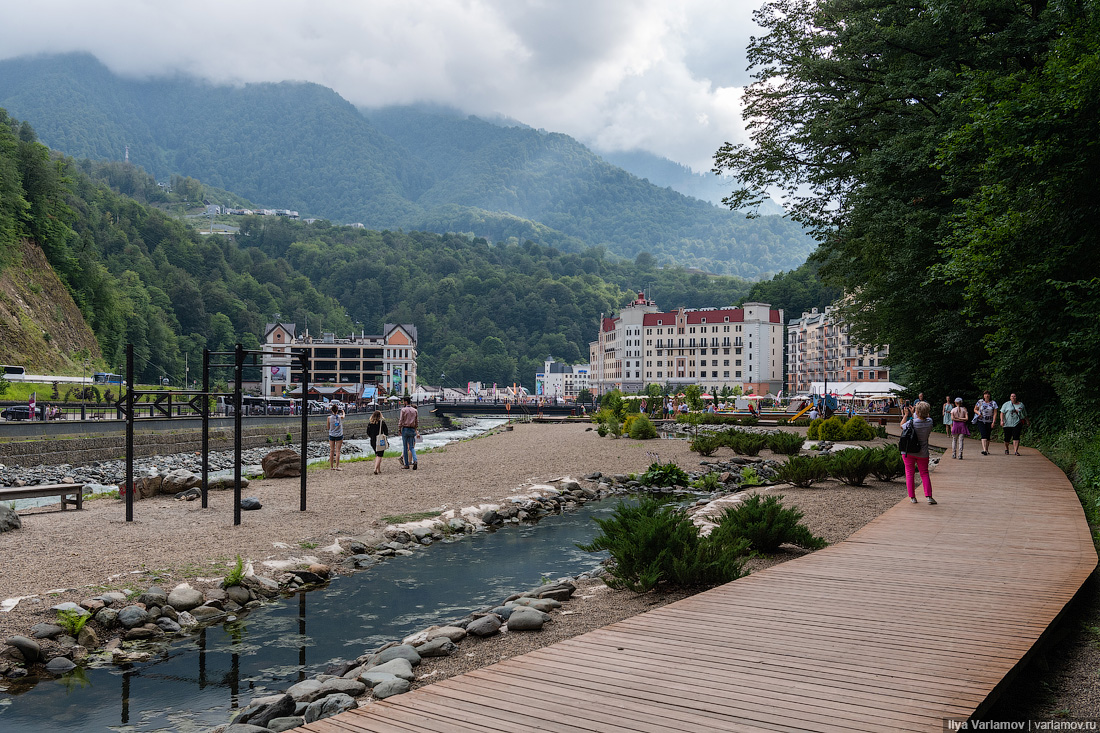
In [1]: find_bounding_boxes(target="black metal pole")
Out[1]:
[233,343,243,526]
[299,350,309,512]
[125,343,134,522]
[201,348,210,508]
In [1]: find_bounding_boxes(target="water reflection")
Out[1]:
[0,498,615,732]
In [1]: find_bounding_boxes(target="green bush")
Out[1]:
[691,472,722,491]
[596,423,608,437]
[740,466,763,486]
[826,448,877,486]
[628,414,658,439]
[608,419,622,437]
[767,432,805,455]
[709,494,827,553]
[740,415,759,426]
[690,434,724,456]
[639,461,689,487]
[842,415,876,441]
[868,445,904,481]
[819,416,845,441]
[775,455,830,488]
[874,424,889,439]
[725,430,768,456]
[222,554,246,588]
[56,608,90,636]
[806,417,825,440]
[578,497,750,591]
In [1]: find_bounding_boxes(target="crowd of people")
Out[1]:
[899,390,1030,506]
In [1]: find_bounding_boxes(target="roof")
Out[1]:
[384,323,418,343]
[602,317,616,332]
[264,322,296,338]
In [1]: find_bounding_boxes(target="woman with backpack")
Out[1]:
[901,401,936,505]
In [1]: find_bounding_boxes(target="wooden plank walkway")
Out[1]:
[304,436,1096,732]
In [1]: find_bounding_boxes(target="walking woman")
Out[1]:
[949,397,970,459]
[973,391,998,455]
[901,401,936,505]
[327,404,344,470]
[941,396,952,428]
[365,410,389,475]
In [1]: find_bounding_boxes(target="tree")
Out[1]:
[576,387,592,404]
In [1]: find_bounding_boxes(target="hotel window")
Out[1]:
[712,371,718,378]
[736,371,742,378]
[858,371,864,379]
[657,372,663,378]
[723,371,730,378]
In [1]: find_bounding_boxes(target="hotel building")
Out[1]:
[786,306,891,395]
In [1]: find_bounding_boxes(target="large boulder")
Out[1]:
[6,635,43,663]
[161,469,200,495]
[373,644,421,667]
[262,449,301,479]
[237,693,295,727]
[303,692,356,723]
[168,585,205,611]
[506,607,551,631]
[135,474,163,499]
[0,505,22,533]
[466,615,502,637]
[137,586,168,608]
[117,605,151,629]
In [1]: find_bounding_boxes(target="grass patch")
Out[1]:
[382,510,442,524]
[299,541,318,549]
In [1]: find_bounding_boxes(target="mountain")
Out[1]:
[596,149,786,216]
[0,54,813,278]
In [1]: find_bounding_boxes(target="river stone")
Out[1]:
[225,585,251,605]
[241,497,262,510]
[489,605,514,620]
[176,610,198,627]
[51,601,90,616]
[506,607,550,631]
[373,644,420,667]
[417,637,457,657]
[311,678,366,701]
[124,628,157,641]
[238,692,295,727]
[167,586,205,611]
[262,449,301,478]
[223,726,275,733]
[96,591,130,606]
[466,615,502,637]
[117,605,150,629]
[162,468,200,494]
[286,678,324,702]
[31,623,65,640]
[155,617,182,633]
[6,636,43,663]
[510,597,560,612]
[372,677,411,699]
[190,606,227,623]
[45,656,77,674]
[408,526,434,541]
[94,607,119,629]
[268,717,307,733]
[77,626,99,649]
[369,658,415,681]
[0,505,21,533]
[137,586,168,608]
[426,625,467,643]
[304,692,357,723]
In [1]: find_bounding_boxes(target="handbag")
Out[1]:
[898,419,922,454]
[377,434,388,450]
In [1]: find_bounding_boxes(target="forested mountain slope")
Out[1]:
[0,53,813,278]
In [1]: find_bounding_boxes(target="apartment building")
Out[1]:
[262,322,418,398]
[786,306,890,395]
[535,358,591,399]
[590,296,785,395]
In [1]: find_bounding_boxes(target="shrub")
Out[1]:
[56,608,90,636]
[767,432,805,456]
[806,418,825,440]
[593,408,614,425]
[725,430,768,456]
[639,461,689,487]
[596,423,608,437]
[690,434,724,457]
[868,445,904,481]
[776,455,830,488]
[608,419,622,437]
[709,494,827,553]
[691,472,722,491]
[222,554,246,588]
[740,466,763,486]
[842,415,876,441]
[628,414,658,439]
[578,496,749,591]
[740,415,759,426]
[874,424,889,439]
[826,448,877,486]
[819,416,845,441]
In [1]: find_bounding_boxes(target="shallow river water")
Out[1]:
[0,495,617,732]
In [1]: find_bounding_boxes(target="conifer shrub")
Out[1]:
[767,432,805,455]
[578,497,749,591]
[819,416,845,441]
[826,447,877,486]
[806,417,825,440]
[596,423,608,437]
[841,415,876,441]
[739,415,760,426]
[868,445,904,481]
[690,434,724,456]
[775,455,830,488]
[709,494,827,553]
[724,430,768,456]
[622,414,639,435]
[639,461,689,487]
[628,414,658,439]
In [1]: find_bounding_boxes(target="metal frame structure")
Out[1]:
[118,343,312,525]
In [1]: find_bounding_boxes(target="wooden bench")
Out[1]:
[0,483,84,511]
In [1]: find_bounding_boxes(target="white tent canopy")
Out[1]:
[809,381,905,397]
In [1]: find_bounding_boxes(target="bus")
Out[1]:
[2,365,25,379]
[93,373,124,384]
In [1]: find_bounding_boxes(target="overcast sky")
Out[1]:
[0,0,766,173]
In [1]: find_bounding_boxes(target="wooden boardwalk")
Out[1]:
[304,438,1095,732]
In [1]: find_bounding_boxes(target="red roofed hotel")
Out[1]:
[590,294,784,396]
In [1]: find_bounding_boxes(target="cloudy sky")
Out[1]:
[0,0,766,173]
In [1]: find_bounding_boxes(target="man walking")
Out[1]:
[398,396,420,469]
[998,393,1028,456]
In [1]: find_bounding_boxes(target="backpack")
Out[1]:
[899,419,922,454]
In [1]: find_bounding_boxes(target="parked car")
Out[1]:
[2,406,44,421]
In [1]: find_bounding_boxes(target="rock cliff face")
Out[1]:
[0,239,100,371]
